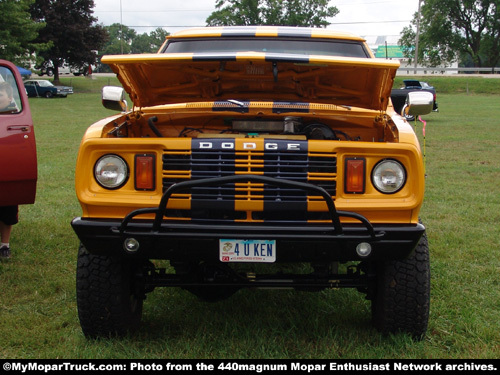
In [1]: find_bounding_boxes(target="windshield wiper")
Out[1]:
[227,99,246,107]
[213,100,249,113]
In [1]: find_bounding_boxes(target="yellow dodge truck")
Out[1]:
[72,27,432,339]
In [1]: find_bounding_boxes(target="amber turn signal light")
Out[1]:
[345,158,365,194]
[135,154,155,190]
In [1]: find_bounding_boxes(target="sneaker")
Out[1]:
[0,245,11,259]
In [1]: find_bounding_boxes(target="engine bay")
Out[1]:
[105,110,399,143]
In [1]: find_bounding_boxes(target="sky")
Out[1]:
[92,0,420,38]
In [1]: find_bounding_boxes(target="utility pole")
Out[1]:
[414,0,422,74]
[120,0,123,54]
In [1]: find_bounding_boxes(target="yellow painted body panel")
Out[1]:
[101,54,399,110]
[164,26,367,41]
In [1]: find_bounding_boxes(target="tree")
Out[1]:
[131,28,169,54]
[206,0,338,27]
[101,25,168,55]
[0,0,47,65]
[482,1,500,68]
[101,23,137,55]
[399,0,500,68]
[30,0,108,82]
[148,28,170,51]
[98,25,169,72]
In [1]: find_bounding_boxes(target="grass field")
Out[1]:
[0,76,499,359]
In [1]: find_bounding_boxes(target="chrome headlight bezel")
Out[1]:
[371,159,407,194]
[94,154,129,189]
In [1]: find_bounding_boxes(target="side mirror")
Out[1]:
[404,91,433,116]
[102,86,128,112]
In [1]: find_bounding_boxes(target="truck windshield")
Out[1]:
[162,38,369,58]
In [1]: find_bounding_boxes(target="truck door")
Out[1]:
[0,60,37,205]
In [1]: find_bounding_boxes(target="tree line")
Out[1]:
[0,0,171,81]
[1,0,499,83]
[400,0,500,68]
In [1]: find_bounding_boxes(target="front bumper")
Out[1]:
[72,175,425,262]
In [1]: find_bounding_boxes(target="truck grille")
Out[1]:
[162,139,336,221]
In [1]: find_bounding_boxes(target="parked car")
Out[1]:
[24,79,73,98]
[0,59,37,206]
[71,64,96,76]
[38,60,92,77]
[37,61,69,76]
[391,80,438,120]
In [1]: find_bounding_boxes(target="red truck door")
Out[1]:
[0,60,37,205]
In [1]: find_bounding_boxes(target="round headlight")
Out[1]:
[94,154,128,189]
[372,159,406,194]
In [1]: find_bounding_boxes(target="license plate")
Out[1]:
[219,239,276,263]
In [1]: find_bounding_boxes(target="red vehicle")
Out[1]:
[0,59,37,206]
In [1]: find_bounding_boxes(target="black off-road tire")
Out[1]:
[76,244,144,338]
[371,231,430,340]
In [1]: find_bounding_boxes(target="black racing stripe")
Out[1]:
[264,53,310,63]
[190,139,236,216]
[192,53,237,61]
[262,140,308,221]
[272,101,310,114]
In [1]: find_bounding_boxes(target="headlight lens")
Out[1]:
[372,159,406,194]
[94,154,128,189]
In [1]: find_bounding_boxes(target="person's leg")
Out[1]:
[0,205,17,258]
[0,221,13,244]
[0,221,12,258]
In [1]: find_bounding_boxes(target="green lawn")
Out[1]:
[1,76,499,359]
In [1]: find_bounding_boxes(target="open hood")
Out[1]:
[102,52,399,112]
